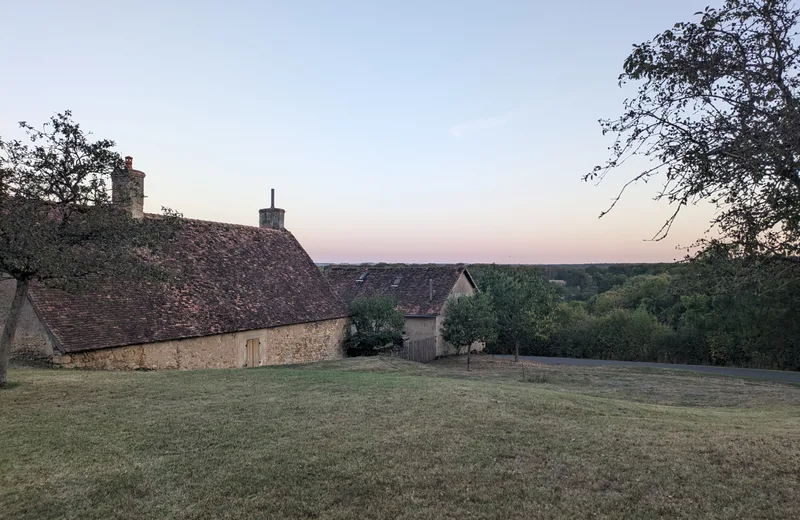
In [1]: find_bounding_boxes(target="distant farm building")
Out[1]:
[324,265,483,357]
[0,158,349,370]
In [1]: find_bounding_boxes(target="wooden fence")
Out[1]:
[399,337,437,363]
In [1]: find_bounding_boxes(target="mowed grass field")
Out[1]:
[2,356,799,520]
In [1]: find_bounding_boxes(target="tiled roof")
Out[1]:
[323,265,474,316]
[29,217,348,353]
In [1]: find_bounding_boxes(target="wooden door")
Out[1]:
[245,338,259,367]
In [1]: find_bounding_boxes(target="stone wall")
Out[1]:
[54,318,348,370]
[261,318,347,365]
[0,279,55,360]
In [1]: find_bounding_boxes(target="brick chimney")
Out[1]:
[111,155,145,218]
[259,189,285,230]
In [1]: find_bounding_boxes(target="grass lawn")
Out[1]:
[2,356,799,519]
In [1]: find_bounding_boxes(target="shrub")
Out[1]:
[344,296,405,357]
[546,305,673,362]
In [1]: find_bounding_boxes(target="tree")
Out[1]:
[479,266,557,362]
[670,246,800,368]
[441,292,497,371]
[344,296,405,356]
[590,274,677,323]
[0,111,180,387]
[589,0,800,260]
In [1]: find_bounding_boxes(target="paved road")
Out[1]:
[495,355,800,384]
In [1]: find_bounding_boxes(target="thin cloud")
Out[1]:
[449,115,509,138]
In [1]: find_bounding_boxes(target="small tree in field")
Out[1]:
[479,266,557,362]
[441,292,497,371]
[344,295,405,356]
[0,111,180,387]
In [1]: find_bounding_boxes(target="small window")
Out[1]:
[391,276,401,288]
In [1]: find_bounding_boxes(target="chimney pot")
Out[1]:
[259,188,285,230]
[124,156,133,169]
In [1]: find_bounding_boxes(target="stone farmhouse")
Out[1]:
[1,158,349,370]
[324,265,483,357]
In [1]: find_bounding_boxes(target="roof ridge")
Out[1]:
[144,213,285,233]
[324,263,471,317]
[327,265,465,270]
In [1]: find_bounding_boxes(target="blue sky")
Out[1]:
[1,1,719,263]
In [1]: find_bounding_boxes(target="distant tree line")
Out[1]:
[471,263,675,302]
[344,258,800,370]
[470,255,800,371]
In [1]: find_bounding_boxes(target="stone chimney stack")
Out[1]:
[111,155,145,218]
[259,189,285,230]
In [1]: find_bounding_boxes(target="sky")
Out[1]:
[0,0,722,264]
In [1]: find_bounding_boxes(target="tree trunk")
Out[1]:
[467,346,471,371]
[514,339,519,363]
[0,277,30,387]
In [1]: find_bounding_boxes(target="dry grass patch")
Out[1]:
[1,357,799,519]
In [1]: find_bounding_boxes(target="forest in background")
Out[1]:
[469,257,800,371]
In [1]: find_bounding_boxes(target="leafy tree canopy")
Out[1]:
[441,292,497,369]
[478,265,557,361]
[589,0,800,260]
[0,111,180,386]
